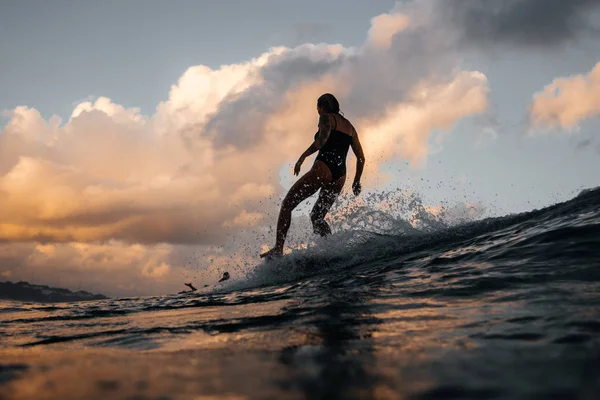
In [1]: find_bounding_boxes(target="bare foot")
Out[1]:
[260,247,283,259]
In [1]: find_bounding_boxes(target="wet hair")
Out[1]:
[317,93,340,114]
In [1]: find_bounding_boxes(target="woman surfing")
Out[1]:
[260,93,366,258]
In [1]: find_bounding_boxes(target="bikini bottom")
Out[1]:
[315,155,346,182]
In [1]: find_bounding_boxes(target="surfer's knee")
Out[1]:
[281,194,297,212]
[283,189,309,212]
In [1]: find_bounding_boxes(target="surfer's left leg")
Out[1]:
[310,174,345,237]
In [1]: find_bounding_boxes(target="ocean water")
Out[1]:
[1,188,599,400]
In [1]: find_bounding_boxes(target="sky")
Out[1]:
[1,0,599,297]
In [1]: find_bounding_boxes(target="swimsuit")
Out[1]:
[314,113,353,181]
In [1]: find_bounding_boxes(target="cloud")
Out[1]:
[358,71,489,167]
[368,12,411,49]
[529,61,600,130]
[0,1,492,295]
[0,1,490,247]
[438,0,600,49]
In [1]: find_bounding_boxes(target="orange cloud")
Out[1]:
[0,241,181,296]
[530,60,600,131]
[368,13,410,49]
[357,71,489,168]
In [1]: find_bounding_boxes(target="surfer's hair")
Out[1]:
[317,93,340,114]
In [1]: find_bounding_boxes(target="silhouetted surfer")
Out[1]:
[178,283,197,294]
[218,272,230,282]
[261,93,365,259]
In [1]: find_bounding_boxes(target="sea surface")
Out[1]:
[1,188,599,400]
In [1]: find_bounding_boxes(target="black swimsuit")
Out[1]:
[314,114,353,181]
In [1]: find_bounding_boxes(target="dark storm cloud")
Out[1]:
[439,0,600,48]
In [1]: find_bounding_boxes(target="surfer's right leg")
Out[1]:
[261,161,332,258]
[310,174,345,237]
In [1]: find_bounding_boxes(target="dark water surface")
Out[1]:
[1,189,599,399]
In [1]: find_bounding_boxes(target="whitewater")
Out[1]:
[1,188,599,399]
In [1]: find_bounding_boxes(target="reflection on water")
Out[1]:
[1,257,599,400]
[277,273,385,399]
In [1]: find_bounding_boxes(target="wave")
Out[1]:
[222,186,600,292]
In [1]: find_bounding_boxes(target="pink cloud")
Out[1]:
[530,61,600,131]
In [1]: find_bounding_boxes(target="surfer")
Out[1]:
[218,272,230,282]
[260,93,365,258]
[177,282,197,294]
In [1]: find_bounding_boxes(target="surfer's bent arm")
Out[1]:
[299,114,332,159]
[351,127,365,183]
[299,134,320,159]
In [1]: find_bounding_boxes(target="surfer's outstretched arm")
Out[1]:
[351,127,365,196]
